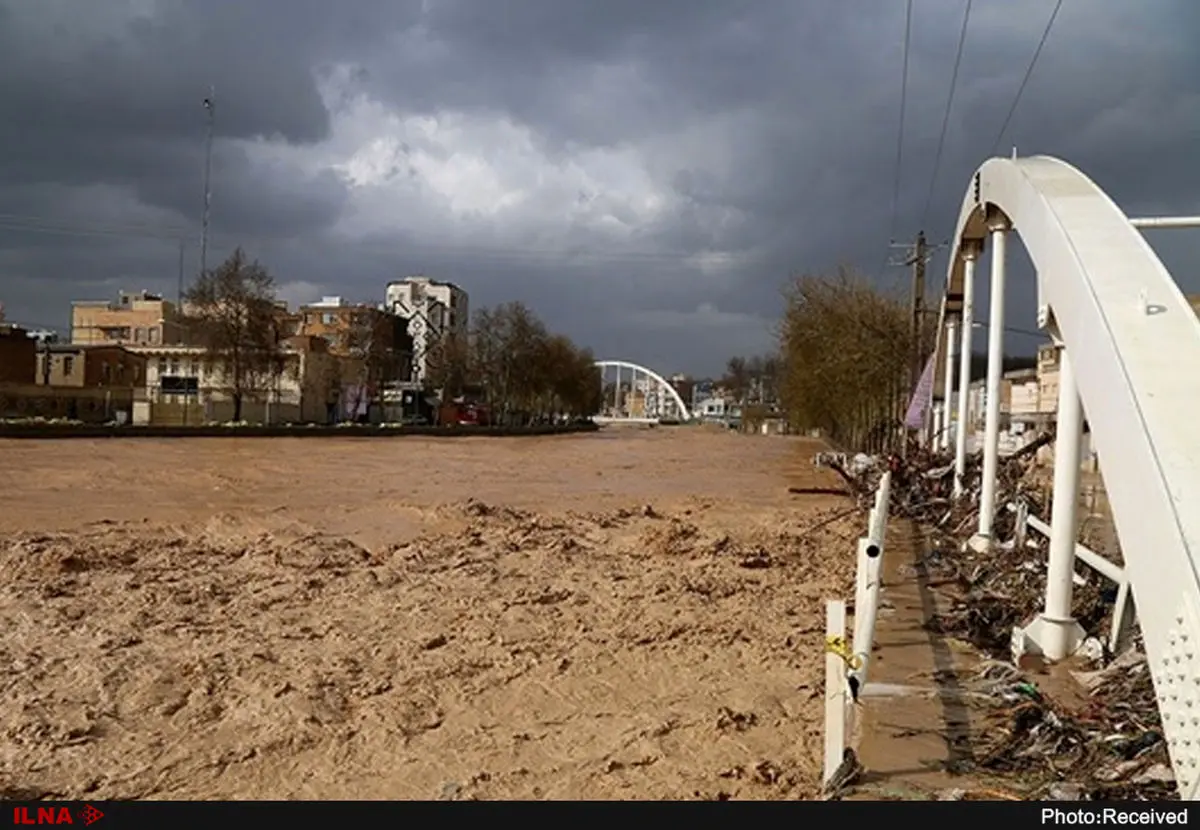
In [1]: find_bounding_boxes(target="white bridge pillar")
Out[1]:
[1017,343,1086,660]
[940,317,958,452]
[970,218,1010,552]
[953,244,978,497]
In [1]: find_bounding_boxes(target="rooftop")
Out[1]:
[306,296,349,308]
[386,275,463,291]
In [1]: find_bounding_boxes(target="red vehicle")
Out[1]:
[438,400,491,427]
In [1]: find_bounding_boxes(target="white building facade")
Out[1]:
[384,276,469,382]
[127,344,331,423]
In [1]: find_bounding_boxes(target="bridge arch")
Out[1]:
[594,360,691,422]
[933,156,1200,797]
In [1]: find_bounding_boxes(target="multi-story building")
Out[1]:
[1036,343,1060,415]
[384,276,469,382]
[298,296,355,354]
[1005,368,1040,419]
[71,290,187,347]
[296,295,413,400]
[297,296,406,357]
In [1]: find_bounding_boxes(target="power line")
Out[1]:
[920,0,974,231]
[883,0,915,271]
[989,0,1065,156]
[0,213,190,240]
[0,211,769,271]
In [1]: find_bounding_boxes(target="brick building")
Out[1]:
[297,297,403,356]
[36,345,147,388]
[297,296,413,392]
[71,290,187,346]
[0,323,37,383]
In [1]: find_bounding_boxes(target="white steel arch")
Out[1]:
[594,360,691,422]
[933,156,1200,798]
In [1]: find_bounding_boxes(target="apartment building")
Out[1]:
[71,290,187,347]
[297,296,409,358]
[1035,342,1061,417]
[384,276,469,381]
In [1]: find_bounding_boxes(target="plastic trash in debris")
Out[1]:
[849,453,876,476]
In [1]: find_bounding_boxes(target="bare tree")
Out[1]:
[777,267,914,450]
[435,301,601,424]
[723,356,751,403]
[183,248,287,422]
[424,329,472,400]
[721,353,783,405]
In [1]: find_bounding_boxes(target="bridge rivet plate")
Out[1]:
[1160,599,1200,799]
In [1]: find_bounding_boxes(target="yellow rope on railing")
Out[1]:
[824,635,863,670]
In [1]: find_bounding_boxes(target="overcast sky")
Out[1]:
[1,0,1198,376]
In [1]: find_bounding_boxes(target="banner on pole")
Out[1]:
[904,354,936,430]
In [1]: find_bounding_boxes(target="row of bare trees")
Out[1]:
[721,354,783,405]
[777,267,922,450]
[426,301,603,423]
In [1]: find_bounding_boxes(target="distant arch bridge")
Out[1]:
[593,360,690,424]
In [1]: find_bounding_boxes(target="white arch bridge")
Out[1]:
[593,360,691,424]
[906,155,1200,799]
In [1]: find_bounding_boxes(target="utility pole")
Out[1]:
[888,230,946,455]
[909,230,928,391]
[200,87,216,279]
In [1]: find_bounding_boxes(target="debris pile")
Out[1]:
[969,655,1174,801]
[821,431,1115,656]
[817,435,1177,800]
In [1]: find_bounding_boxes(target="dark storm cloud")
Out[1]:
[2,0,1199,375]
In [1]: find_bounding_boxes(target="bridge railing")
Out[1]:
[1005,500,1135,656]
[823,470,892,790]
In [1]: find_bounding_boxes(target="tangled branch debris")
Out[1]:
[819,436,1175,800]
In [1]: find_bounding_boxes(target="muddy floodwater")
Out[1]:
[0,427,856,800]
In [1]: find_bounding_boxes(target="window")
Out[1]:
[63,356,74,376]
[158,357,167,375]
[149,327,161,344]
[135,327,146,343]
[322,312,336,325]
[161,376,199,395]
[169,360,180,375]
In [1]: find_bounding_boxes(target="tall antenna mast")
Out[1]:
[200,86,216,278]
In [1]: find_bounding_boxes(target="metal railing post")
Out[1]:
[823,599,848,787]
